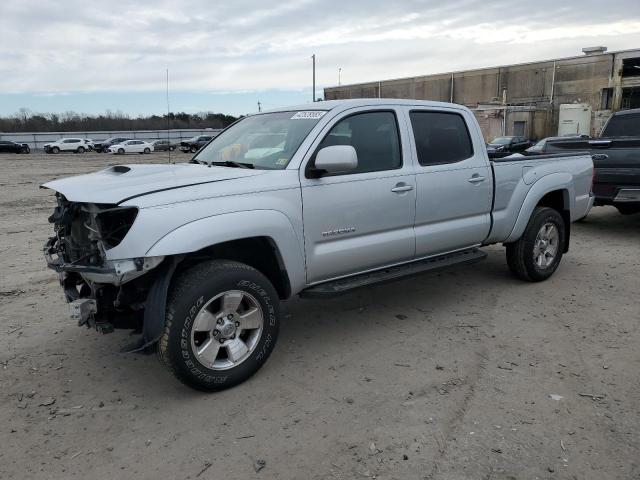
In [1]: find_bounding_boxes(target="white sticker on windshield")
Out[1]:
[291,111,327,120]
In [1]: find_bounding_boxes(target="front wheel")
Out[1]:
[506,207,565,282]
[190,145,198,153]
[158,260,280,391]
[117,148,125,154]
[51,146,60,154]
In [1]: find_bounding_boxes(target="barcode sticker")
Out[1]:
[291,111,327,120]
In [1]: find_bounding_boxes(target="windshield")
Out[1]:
[602,112,640,137]
[193,111,326,169]
[490,137,512,145]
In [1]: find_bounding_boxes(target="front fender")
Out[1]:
[145,209,306,294]
[504,172,574,243]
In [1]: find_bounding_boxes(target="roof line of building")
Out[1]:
[324,47,640,91]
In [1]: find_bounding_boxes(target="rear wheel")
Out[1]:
[144,147,151,154]
[506,207,565,282]
[158,260,280,391]
[77,146,85,153]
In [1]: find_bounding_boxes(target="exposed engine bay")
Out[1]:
[44,194,165,343]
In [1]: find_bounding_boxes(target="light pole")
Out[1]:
[338,67,341,86]
[311,54,316,102]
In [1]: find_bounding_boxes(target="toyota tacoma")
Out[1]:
[42,100,594,391]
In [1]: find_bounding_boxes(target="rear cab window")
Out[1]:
[409,110,474,165]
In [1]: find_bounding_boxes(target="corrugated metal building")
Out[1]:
[324,47,640,140]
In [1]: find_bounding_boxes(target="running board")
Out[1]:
[300,248,487,298]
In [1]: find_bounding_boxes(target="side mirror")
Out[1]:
[310,145,358,177]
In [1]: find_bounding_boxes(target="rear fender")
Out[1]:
[505,173,573,244]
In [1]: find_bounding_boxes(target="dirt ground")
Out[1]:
[0,151,638,480]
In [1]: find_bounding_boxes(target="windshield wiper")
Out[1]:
[210,160,255,169]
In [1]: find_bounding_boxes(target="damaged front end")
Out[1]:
[44,194,170,351]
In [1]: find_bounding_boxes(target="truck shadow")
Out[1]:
[575,207,640,238]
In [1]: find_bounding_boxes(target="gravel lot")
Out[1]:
[0,151,638,480]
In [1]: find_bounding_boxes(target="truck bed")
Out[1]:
[485,152,594,244]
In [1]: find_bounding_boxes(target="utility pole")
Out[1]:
[166,68,171,164]
[312,54,316,102]
[338,67,342,86]
[257,101,262,112]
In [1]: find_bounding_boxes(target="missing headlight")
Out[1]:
[95,207,138,249]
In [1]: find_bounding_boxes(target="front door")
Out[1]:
[405,108,493,257]
[300,108,416,284]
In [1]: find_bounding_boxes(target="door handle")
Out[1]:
[391,183,414,193]
[467,175,486,184]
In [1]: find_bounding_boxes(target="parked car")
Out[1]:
[525,135,589,155]
[107,139,154,154]
[150,139,177,151]
[44,138,89,154]
[537,108,640,215]
[0,140,30,154]
[180,135,213,153]
[487,136,532,153]
[92,137,132,153]
[42,99,594,391]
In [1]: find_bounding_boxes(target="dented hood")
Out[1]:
[41,163,264,204]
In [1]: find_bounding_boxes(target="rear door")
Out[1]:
[404,107,493,257]
[300,107,416,284]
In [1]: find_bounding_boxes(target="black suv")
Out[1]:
[487,136,532,153]
[93,137,132,153]
[180,135,213,153]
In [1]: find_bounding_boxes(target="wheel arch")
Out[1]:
[176,236,292,299]
[145,210,306,298]
[505,173,574,251]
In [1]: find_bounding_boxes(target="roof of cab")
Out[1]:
[261,98,472,115]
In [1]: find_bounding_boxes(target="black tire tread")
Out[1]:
[506,206,565,282]
[158,260,278,391]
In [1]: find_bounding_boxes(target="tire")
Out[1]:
[506,206,565,282]
[144,147,151,154]
[169,146,175,151]
[158,260,280,391]
[117,148,125,154]
[77,146,85,153]
[190,145,198,153]
[51,147,60,154]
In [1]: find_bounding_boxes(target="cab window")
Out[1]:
[315,111,402,174]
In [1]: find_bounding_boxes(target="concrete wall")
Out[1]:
[0,128,222,150]
[325,49,639,140]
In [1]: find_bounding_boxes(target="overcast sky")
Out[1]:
[1,0,640,116]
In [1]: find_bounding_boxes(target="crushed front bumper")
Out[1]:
[44,236,164,286]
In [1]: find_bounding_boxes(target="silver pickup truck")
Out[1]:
[42,99,594,391]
